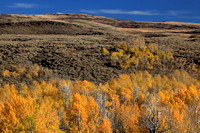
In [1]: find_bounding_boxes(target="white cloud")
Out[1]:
[10,3,37,9]
[167,11,188,16]
[179,16,200,19]
[80,9,159,16]
[191,16,200,19]
[80,9,197,18]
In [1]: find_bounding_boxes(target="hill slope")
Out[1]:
[0,13,199,85]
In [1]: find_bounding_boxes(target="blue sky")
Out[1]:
[1,0,200,23]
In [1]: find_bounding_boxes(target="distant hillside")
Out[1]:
[0,21,106,35]
[42,13,200,29]
[0,13,200,35]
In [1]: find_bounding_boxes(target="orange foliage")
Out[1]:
[99,117,113,133]
[2,70,10,77]
[0,69,200,132]
[0,84,62,133]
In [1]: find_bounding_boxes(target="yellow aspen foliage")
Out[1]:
[153,74,162,88]
[42,81,55,96]
[176,88,187,101]
[111,52,119,60]
[172,109,189,132]
[102,47,109,54]
[0,90,62,133]
[143,71,153,90]
[128,104,141,132]
[110,39,176,70]
[118,74,134,90]
[40,80,46,90]
[2,70,10,77]
[37,81,64,109]
[107,92,120,109]
[75,80,96,96]
[34,99,62,133]
[67,93,100,132]
[0,66,199,132]
[87,96,100,132]
[67,94,99,132]
[161,76,173,91]
[137,92,145,106]
[0,92,35,132]
[27,64,40,78]
[67,93,89,132]
[99,116,113,133]
[118,103,140,132]
[0,84,17,101]
[0,101,4,112]
[158,91,168,105]
[29,80,43,100]
[10,71,20,78]
[18,83,29,97]
[16,67,26,74]
[121,88,132,103]
[185,84,198,105]
[148,43,158,53]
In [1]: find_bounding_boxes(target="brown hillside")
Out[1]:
[0,13,199,86]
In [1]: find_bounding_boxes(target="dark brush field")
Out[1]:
[0,13,200,85]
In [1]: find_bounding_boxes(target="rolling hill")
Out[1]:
[0,13,199,85]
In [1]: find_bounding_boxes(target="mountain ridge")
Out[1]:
[1,13,200,31]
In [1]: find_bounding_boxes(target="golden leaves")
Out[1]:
[0,69,200,132]
[0,83,63,133]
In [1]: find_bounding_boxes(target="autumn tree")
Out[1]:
[66,93,100,132]
[0,88,62,132]
[99,116,113,133]
[138,96,172,133]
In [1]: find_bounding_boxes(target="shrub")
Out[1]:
[2,70,10,77]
